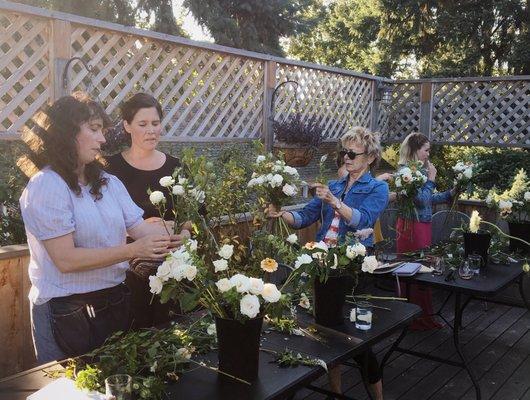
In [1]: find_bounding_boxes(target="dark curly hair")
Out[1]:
[17,96,108,200]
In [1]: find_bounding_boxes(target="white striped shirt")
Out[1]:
[323,210,341,247]
[19,168,144,305]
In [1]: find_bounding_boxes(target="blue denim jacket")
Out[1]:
[290,172,389,247]
[413,180,452,222]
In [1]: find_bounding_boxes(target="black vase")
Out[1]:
[215,316,263,382]
[508,222,530,255]
[463,231,492,269]
[313,275,353,327]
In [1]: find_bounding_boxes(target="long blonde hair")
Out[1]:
[398,132,429,165]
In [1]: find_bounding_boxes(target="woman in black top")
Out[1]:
[106,93,188,328]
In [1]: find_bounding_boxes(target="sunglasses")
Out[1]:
[339,148,366,160]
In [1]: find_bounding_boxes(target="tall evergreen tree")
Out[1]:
[183,0,317,55]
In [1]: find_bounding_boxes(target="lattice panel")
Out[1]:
[274,64,373,140]
[432,81,530,147]
[70,25,264,140]
[0,11,50,134]
[378,83,420,143]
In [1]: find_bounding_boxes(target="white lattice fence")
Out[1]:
[378,82,420,142]
[274,64,373,140]
[0,10,50,134]
[69,25,265,140]
[431,80,530,146]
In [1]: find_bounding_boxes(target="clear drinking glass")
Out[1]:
[355,301,373,331]
[458,260,474,280]
[105,374,132,400]
[467,254,482,275]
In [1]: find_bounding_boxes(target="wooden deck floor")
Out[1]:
[294,283,530,400]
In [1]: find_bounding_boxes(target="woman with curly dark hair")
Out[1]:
[18,96,185,364]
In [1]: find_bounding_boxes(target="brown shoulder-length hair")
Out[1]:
[17,96,108,200]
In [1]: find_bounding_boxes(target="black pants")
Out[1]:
[49,283,130,358]
[126,268,180,329]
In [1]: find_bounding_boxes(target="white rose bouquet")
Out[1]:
[392,161,428,220]
[452,161,474,190]
[149,238,288,322]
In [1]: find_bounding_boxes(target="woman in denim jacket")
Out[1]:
[273,127,388,249]
[395,132,455,330]
[270,127,388,400]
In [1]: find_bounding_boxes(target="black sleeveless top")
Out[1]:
[105,153,180,220]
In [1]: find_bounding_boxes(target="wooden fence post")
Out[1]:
[49,19,71,101]
[262,60,277,151]
[419,81,433,139]
[370,80,380,133]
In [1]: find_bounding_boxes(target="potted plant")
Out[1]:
[288,231,378,327]
[273,114,324,167]
[147,148,302,382]
[486,169,530,254]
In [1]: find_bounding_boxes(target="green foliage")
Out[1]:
[288,0,530,78]
[184,0,317,55]
[67,320,216,400]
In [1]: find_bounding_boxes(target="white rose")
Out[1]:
[361,256,379,273]
[394,177,402,188]
[176,347,192,359]
[524,192,530,201]
[402,173,413,183]
[330,253,338,269]
[169,262,186,281]
[261,283,281,303]
[207,323,216,335]
[149,190,165,205]
[255,175,265,185]
[400,167,412,176]
[499,200,513,210]
[286,234,298,244]
[283,166,299,177]
[178,176,188,185]
[159,176,175,187]
[172,185,185,196]
[249,277,264,295]
[230,274,251,293]
[299,293,310,309]
[346,242,366,259]
[216,278,232,293]
[186,239,198,252]
[247,178,257,187]
[256,155,266,163]
[218,244,234,259]
[148,275,163,294]
[156,260,172,281]
[213,259,228,272]
[294,254,313,269]
[269,174,284,188]
[183,264,197,281]
[314,241,329,252]
[463,168,473,179]
[282,183,297,197]
[189,188,205,203]
[240,294,261,318]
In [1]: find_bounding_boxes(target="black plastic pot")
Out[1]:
[313,275,353,327]
[215,316,263,381]
[508,222,530,255]
[463,231,492,269]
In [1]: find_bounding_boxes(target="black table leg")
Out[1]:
[519,276,530,310]
[453,292,481,400]
[380,325,409,374]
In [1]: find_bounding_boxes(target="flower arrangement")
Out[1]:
[148,146,300,323]
[289,232,375,285]
[392,161,428,220]
[486,169,530,223]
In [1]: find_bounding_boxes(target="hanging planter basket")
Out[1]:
[270,80,323,167]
